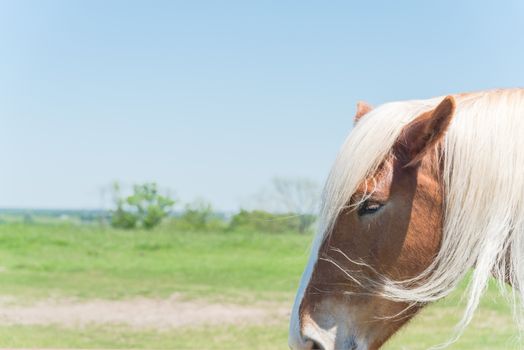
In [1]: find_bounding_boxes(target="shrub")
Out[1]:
[170,200,226,231]
[228,210,313,234]
[111,208,138,229]
[111,182,175,230]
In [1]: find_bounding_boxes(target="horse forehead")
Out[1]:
[355,160,394,196]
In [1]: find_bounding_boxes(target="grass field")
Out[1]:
[0,223,519,349]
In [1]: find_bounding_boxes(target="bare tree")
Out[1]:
[249,177,320,233]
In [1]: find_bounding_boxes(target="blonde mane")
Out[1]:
[319,88,524,346]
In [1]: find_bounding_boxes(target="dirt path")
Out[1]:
[0,295,290,330]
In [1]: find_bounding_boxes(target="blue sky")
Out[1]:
[2,1,524,210]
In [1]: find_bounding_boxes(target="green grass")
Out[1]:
[0,323,290,349]
[0,223,519,349]
[0,223,309,303]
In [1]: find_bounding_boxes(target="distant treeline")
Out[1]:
[2,178,319,234]
[171,208,316,234]
[108,181,318,234]
[0,208,316,234]
[0,208,107,224]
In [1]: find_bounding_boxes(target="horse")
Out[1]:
[288,89,524,350]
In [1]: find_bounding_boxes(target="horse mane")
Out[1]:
[319,88,524,347]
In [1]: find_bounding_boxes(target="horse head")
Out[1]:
[289,96,456,350]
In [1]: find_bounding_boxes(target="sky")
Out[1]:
[2,1,524,211]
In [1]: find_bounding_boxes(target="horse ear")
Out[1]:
[354,101,373,122]
[399,96,456,167]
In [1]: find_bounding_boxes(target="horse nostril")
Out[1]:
[312,341,324,350]
[305,338,325,350]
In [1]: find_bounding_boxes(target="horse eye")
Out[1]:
[357,200,383,216]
